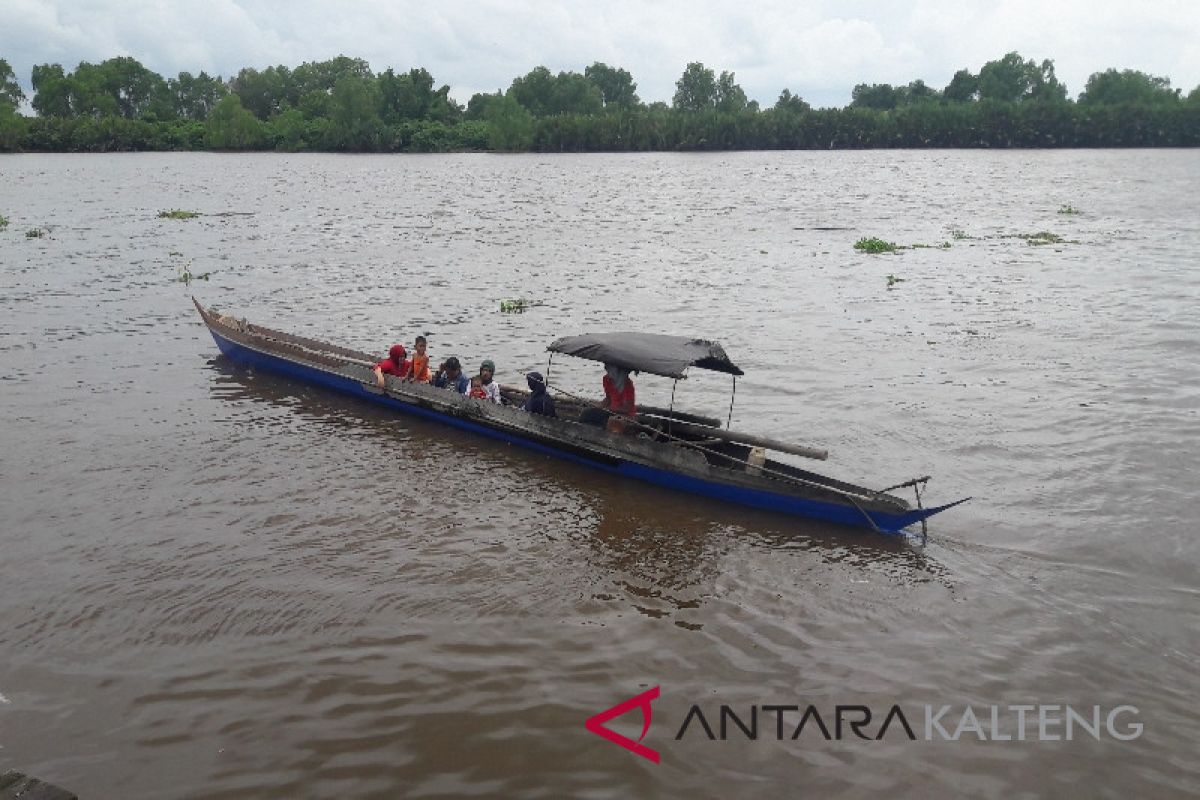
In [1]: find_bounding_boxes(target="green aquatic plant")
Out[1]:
[500,298,544,313]
[1057,204,1082,215]
[949,229,973,240]
[25,227,46,238]
[854,237,899,254]
[886,274,906,288]
[1021,231,1068,246]
[158,209,200,220]
[171,252,211,285]
[177,264,211,284]
[0,215,8,230]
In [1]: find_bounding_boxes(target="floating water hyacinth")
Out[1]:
[175,257,211,284]
[500,298,544,313]
[856,236,951,254]
[1021,231,1070,246]
[854,236,899,254]
[158,209,200,219]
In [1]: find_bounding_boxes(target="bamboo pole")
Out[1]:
[661,419,828,461]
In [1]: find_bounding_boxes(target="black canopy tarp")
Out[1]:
[547,332,743,379]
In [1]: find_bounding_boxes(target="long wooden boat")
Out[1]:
[193,299,968,535]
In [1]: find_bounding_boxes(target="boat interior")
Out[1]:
[199,304,895,507]
[498,384,887,502]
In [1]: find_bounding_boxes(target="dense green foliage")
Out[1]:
[854,237,899,254]
[1,51,1197,153]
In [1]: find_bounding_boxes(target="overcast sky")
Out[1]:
[4,0,1199,108]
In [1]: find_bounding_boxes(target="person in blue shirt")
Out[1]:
[432,357,469,394]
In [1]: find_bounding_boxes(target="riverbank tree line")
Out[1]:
[1,52,1197,153]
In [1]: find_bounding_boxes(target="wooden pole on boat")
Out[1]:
[507,373,829,461]
[662,419,829,461]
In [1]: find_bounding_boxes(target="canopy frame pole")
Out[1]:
[669,378,679,437]
[726,375,737,430]
[545,352,554,388]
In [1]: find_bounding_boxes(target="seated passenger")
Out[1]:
[468,375,488,399]
[373,344,410,389]
[601,364,637,433]
[477,359,502,404]
[406,335,432,383]
[432,356,469,394]
[523,371,556,417]
[581,364,636,431]
[603,365,636,416]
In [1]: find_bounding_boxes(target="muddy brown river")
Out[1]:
[1,150,1198,798]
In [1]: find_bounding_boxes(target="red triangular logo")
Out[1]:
[584,686,661,764]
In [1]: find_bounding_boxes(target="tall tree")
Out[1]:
[898,79,940,105]
[378,67,431,122]
[509,66,556,116]
[0,58,25,109]
[978,52,1065,103]
[0,58,23,151]
[170,71,227,120]
[206,94,264,148]
[1029,59,1068,102]
[292,56,372,98]
[774,88,810,113]
[231,66,291,120]
[487,93,533,150]
[1078,69,1180,105]
[465,90,503,121]
[715,71,748,113]
[31,63,73,116]
[551,71,603,116]
[944,69,978,102]
[673,62,716,112]
[851,83,898,110]
[64,57,166,118]
[508,66,601,116]
[326,74,381,150]
[584,62,640,108]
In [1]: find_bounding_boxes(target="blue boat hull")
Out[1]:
[204,320,964,534]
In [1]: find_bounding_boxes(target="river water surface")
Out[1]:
[1,150,1198,798]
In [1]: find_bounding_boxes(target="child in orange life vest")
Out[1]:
[469,375,488,399]
[406,335,432,383]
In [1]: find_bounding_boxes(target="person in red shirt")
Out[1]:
[601,364,636,433]
[583,363,637,429]
[373,344,410,389]
[603,364,636,417]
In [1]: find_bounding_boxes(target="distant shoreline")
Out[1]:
[4,54,1198,153]
[3,103,1199,154]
